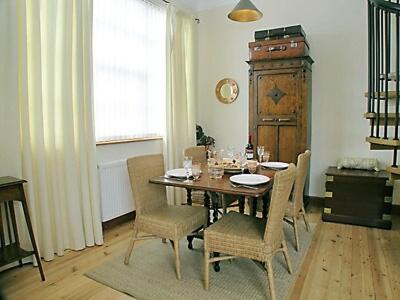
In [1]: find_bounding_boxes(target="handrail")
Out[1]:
[370,0,400,14]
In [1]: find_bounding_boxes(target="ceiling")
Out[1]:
[171,0,237,12]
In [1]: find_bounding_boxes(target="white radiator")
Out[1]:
[98,160,135,222]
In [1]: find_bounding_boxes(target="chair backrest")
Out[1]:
[292,150,311,213]
[127,154,167,215]
[263,164,296,251]
[184,146,207,164]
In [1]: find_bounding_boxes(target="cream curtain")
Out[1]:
[164,5,197,205]
[16,0,103,261]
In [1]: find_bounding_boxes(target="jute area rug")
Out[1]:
[86,222,315,300]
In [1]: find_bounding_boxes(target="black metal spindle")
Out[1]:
[371,3,376,137]
[392,8,398,169]
[368,1,372,114]
[384,11,390,139]
[376,8,381,137]
[396,12,400,139]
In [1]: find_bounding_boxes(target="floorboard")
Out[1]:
[0,201,399,299]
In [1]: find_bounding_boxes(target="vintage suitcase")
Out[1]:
[255,25,306,41]
[249,36,309,61]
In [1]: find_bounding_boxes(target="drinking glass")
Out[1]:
[248,160,258,174]
[213,149,224,163]
[264,151,270,163]
[257,146,265,163]
[209,165,224,179]
[183,156,193,182]
[192,163,201,180]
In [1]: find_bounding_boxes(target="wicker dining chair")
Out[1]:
[203,164,296,300]
[124,154,208,280]
[284,150,311,251]
[184,146,237,215]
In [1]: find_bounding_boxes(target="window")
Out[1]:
[93,0,166,143]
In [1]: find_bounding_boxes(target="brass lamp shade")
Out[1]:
[228,0,263,22]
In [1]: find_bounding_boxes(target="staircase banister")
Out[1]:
[370,0,400,14]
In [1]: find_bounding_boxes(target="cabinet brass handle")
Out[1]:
[262,118,275,122]
[278,118,291,122]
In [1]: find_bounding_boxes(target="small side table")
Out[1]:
[0,176,45,280]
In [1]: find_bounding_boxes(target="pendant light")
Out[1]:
[228,0,263,22]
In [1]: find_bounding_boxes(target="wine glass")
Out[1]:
[257,145,264,163]
[183,156,193,182]
[192,163,201,180]
[227,146,235,159]
[235,151,247,174]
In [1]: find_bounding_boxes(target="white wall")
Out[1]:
[196,0,394,197]
[96,140,163,165]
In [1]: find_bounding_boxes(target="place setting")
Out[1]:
[164,156,202,182]
[203,147,272,190]
[256,145,290,171]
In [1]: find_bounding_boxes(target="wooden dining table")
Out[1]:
[150,166,277,272]
[149,166,277,223]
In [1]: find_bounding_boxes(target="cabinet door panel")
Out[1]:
[256,71,299,116]
[258,125,278,161]
[278,125,297,163]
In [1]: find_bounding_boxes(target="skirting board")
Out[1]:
[102,211,136,231]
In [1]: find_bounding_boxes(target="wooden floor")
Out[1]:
[1,201,399,300]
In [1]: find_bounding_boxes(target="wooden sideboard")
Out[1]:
[248,56,313,163]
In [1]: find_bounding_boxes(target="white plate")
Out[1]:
[166,168,191,178]
[261,162,289,169]
[230,174,270,186]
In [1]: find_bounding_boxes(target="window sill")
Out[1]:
[96,136,163,146]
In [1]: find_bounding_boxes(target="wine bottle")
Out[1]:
[245,135,254,160]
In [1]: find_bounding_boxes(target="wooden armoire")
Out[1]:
[248,56,313,163]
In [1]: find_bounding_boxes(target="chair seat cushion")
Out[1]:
[204,212,267,261]
[136,205,207,240]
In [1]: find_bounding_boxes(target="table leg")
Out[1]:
[239,196,245,214]
[186,188,192,205]
[204,192,211,226]
[252,197,257,217]
[262,193,270,219]
[186,188,194,249]
[210,192,221,272]
[0,205,5,249]
[213,252,221,272]
[211,192,219,223]
[8,201,23,267]
[20,185,45,281]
